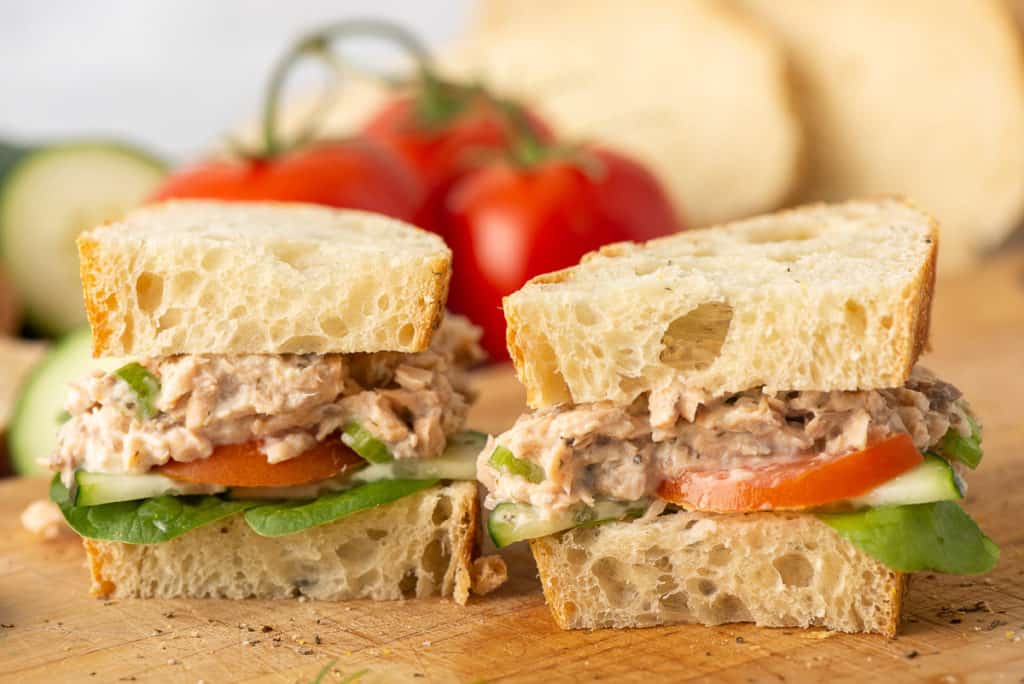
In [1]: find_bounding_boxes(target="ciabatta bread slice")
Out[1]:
[734,0,1024,273]
[441,0,803,227]
[78,200,451,357]
[505,198,936,408]
[530,511,904,636]
[83,483,487,604]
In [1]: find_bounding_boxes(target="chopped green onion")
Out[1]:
[114,362,160,419]
[936,411,983,469]
[489,446,545,484]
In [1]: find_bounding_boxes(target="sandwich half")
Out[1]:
[479,198,998,635]
[49,200,499,604]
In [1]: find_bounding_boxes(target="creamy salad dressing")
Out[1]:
[479,366,972,515]
[53,315,482,479]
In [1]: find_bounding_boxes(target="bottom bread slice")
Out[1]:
[530,510,905,635]
[84,482,478,604]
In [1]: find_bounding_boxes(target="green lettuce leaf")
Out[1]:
[244,478,439,537]
[50,474,254,544]
[818,501,999,574]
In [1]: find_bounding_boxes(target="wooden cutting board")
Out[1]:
[2,251,1023,683]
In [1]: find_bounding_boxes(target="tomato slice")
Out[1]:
[657,433,922,512]
[155,439,364,487]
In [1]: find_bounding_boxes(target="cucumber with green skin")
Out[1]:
[74,471,222,507]
[845,453,964,508]
[0,143,28,181]
[351,429,485,483]
[0,140,165,336]
[7,326,121,475]
[488,499,649,548]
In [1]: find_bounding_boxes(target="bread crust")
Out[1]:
[77,200,452,357]
[77,229,116,358]
[505,198,939,408]
[530,512,905,636]
[81,483,487,604]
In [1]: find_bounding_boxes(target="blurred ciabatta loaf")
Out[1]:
[85,482,483,604]
[530,510,904,636]
[78,200,451,357]
[734,0,1024,273]
[505,199,936,408]
[439,0,802,227]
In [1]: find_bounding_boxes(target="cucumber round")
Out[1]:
[848,453,964,508]
[488,499,648,548]
[0,142,28,181]
[0,141,165,335]
[7,326,120,475]
[74,471,216,506]
[352,429,487,483]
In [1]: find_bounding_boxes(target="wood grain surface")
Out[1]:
[1,251,1023,683]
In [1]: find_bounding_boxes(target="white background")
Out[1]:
[0,1,471,160]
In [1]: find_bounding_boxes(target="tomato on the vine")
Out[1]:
[363,80,552,235]
[443,145,684,360]
[149,140,425,223]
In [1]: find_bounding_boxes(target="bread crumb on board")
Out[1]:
[20,499,65,540]
[470,555,508,595]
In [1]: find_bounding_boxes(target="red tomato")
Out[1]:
[363,89,552,234]
[443,146,684,360]
[155,439,364,487]
[658,433,923,512]
[149,140,426,222]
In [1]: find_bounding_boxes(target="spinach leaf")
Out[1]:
[818,500,999,574]
[244,478,438,537]
[50,475,254,544]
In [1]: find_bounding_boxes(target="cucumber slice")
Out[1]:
[0,142,28,181]
[488,499,648,548]
[351,430,486,483]
[0,141,165,335]
[847,454,964,508]
[74,471,221,506]
[7,326,121,475]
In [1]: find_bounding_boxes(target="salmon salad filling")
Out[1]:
[478,366,976,515]
[53,315,483,484]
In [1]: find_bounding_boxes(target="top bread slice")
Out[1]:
[504,199,937,409]
[733,0,1024,274]
[78,200,451,357]
[438,0,803,228]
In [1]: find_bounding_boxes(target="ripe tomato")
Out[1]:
[443,146,684,360]
[149,140,425,222]
[658,433,923,512]
[155,439,363,487]
[362,85,552,235]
